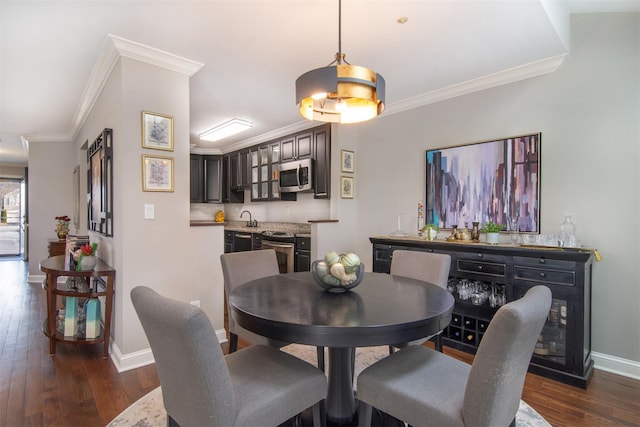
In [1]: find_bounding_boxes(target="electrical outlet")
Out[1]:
[190,300,200,307]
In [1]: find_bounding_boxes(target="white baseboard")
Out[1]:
[28,274,45,284]
[111,328,229,373]
[593,351,640,380]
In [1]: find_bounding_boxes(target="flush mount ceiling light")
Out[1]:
[295,0,385,124]
[199,118,252,142]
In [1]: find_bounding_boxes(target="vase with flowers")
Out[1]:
[74,243,98,271]
[55,215,71,239]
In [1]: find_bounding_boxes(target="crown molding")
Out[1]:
[109,34,204,77]
[31,35,204,144]
[28,50,565,148]
[385,54,567,117]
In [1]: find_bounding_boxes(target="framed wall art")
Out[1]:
[340,176,354,199]
[341,149,355,173]
[87,128,113,236]
[142,155,174,192]
[425,133,541,233]
[142,111,173,151]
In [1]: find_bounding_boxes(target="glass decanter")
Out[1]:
[560,212,576,247]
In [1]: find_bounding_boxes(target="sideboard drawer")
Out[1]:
[457,260,506,277]
[514,266,575,286]
[514,256,576,270]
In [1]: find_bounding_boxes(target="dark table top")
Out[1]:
[230,272,455,348]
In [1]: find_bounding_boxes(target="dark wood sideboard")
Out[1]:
[370,236,595,388]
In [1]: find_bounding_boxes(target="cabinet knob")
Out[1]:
[477,266,483,271]
[539,258,546,264]
[477,253,483,258]
[539,272,546,278]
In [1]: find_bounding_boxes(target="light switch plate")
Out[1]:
[144,204,155,219]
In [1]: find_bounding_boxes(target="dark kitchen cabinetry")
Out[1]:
[370,237,595,388]
[250,146,269,201]
[224,230,234,253]
[230,149,250,189]
[190,154,223,203]
[202,124,331,204]
[295,236,311,272]
[222,155,244,204]
[203,155,222,202]
[281,131,312,162]
[190,154,204,202]
[313,125,331,199]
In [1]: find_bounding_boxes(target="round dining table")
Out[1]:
[230,271,455,425]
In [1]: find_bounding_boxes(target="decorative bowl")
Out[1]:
[311,260,365,293]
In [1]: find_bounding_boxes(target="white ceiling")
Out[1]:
[1,0,638,165]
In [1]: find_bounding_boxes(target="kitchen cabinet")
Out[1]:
[224,230,234,253]
[370,237,595,389]
[250,146,269,201]
[295,236,311,272]
[250,143,296,202]
[222,155,244,204]
[209,124,330,204]
[230,149,250,189]
[313,125,331,199]
[281,131,312,162]
[203,155,222,202]
[190,154,204,202]
[190,154,223,203]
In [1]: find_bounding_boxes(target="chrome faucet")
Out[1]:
[240,210,257,228]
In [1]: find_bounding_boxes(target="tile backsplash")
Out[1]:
[190,190,330,223]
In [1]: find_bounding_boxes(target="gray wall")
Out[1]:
[351,13,639,364]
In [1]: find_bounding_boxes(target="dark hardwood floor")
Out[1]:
[1,258,638,426]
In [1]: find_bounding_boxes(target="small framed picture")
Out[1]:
[142,155,174,192]
[340,176,354,199]
[142,111,173,151]
[341,149,355,173]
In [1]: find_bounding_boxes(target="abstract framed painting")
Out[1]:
[425,133,541,233]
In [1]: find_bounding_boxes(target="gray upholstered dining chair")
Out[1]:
[220,249,325,370]
[131,286,327,427]
[357,285,552,427]
[389,250,451,352]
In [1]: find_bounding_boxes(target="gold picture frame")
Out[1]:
[341,149,355,173]
[142,155,174,192]
[142,111,173,151]
[340,176,354,199]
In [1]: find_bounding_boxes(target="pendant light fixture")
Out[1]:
[295,0,385,124]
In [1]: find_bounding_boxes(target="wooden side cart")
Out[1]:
[39,255,115,358]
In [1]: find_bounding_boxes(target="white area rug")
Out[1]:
[107,344,551,427]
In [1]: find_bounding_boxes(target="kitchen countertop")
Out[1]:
[190,220,225,226]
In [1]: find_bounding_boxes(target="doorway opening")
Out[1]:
[0,178,25,258]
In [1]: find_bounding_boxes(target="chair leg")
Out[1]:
[311,400,326,427]
[388,345,395,355]
[358,401,373,427]
[229,333,238,353]
[435,334,443,352]
[316,346,325,372]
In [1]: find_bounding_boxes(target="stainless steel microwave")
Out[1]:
[279,158,313,192]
